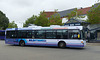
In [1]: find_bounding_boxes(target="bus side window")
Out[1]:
[27,31,32,38]
[68,30,80,39]
[63,30,68,39]
[57,30,63,39]
[32,31,35,39]
[34,30,45,39]
[46,30,56,39]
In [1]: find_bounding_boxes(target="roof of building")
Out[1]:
[90,3,100,11]
[87,24,100,30]
[43,12,56,18]
[94,3,100,7]
[43,6,92,18]
[43,8,75,18]
[77,7,91,15]
[65,18,89,24]
[57,8,75,18]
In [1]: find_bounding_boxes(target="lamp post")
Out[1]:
[18,22,23,28]
[76,11,77,18]
[74,11,78,19]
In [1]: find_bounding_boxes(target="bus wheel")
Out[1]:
[58,42,66,48]
[19,40,25,46]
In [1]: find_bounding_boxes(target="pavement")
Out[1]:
[87,43,100,46]
[0,40,100,60]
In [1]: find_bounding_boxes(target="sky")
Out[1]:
[0,0,98,28]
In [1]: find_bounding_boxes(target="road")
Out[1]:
[0,40,100,60]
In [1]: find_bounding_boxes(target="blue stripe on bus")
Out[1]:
[29,39,46,42]
[18,39,27,43]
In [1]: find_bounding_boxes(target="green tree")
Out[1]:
[34,11,49,26]
[87,4,100,24]
[67,8,85,20]
[49,13,62,25]
[8,21,18,28]
[23,10,62,27]
[0,11,9,30]
[23,15,37,27]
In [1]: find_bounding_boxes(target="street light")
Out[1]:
[18,22,24,28]
[74,11,78,18]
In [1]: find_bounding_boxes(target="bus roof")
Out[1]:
[6,26,83,31]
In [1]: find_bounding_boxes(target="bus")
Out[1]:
[5,26,86,48]
[0,30,5,40]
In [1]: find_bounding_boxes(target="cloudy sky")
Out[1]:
[0,0,98,27]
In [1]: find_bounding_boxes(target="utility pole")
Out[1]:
[74,11,78,19]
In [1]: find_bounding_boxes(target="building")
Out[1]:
[42,3,100,42]
[87,24,100,42]
[56,8,75,23]
[64,18,90,26]
[77,7,91,20]
[43,12,56,19]
[43,3,100,23]
[43,7,91,23]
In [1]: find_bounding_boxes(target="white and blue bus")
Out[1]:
[5,26,86,48]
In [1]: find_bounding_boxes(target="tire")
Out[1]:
[19,40,25,46]
[58,42,66,48]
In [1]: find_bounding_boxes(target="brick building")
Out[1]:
[43,7,91,23]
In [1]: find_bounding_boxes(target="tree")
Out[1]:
[87,4,100,24]
[48,9,62,25]
[34,11,49,26]
[23,11,49,27]
[0,11,9,30]
[8,21,18,28]
[67,8,85,20]
[23,15,37,27]
[23,10,62,27]
[49,13,62,25]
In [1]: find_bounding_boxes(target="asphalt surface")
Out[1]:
[0,40,100,60]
